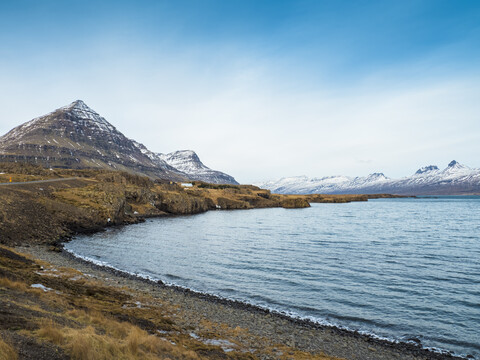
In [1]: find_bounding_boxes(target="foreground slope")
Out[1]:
[1,245,341,360]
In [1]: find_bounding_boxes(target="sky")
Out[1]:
[0,0,479,183]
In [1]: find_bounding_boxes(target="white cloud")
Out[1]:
[0,45,479,184]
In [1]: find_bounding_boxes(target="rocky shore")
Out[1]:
[15,244,466,360]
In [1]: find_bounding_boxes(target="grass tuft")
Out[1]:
[34,317,200,360]
[66,326,122,360]
[0,277,27,291]
[0,336,18,360]
[37,322,65,345]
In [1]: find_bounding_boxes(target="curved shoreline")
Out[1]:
[37,244,468,360]
[1,167,473,359]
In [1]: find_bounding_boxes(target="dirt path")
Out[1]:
[0,177,78,186]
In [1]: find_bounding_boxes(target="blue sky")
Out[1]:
[1,0,479,183]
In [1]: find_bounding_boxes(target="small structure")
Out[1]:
[180,183,193,188]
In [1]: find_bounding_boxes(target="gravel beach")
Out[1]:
[16,244,467,360]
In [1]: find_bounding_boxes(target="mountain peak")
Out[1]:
[54,100,117,133]
[172,150,199,160]
[160,150,204,171]
[61,99,96,114]
[367,172,388,180]
[70,99,88,109]
[71,99,86,107]
[415,165,439,175]
[445,160,468,172]
[159,150,238,184]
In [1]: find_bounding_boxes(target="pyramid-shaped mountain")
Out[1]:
[0,100,238,184]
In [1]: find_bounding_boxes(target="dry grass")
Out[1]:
[53,185,109,210]
[68,309,132,339]
[0,277,27,291]
[0,336,18,360]
[0,244,347,360]
[66,326,122,360]
[37,321,65,345]
[1,219,348,360]
[37,320,199,360]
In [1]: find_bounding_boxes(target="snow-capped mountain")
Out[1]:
[0,100,238,184]
[258,161,480,195]
[159,150,238,185]
[129,142,238,184]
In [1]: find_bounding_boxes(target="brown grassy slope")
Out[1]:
[0,163,400,246]
[0,245,340,360]
[0,166,309,246]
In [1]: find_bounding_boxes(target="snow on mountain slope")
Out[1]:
[415,165,439,175]
[0,100,237,184]
[257,161,480,195]
[158,150,239,185]
[0,100,161,173]
[130,140,180,173]
[2,100,121,146]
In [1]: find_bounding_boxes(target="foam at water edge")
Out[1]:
[62,245,471,360]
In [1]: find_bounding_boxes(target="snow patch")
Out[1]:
[31,284,52,292]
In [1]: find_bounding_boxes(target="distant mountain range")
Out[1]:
[258,161,480,195]
[0,100,238,184]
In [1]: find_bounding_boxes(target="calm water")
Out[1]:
[65,197,480,358]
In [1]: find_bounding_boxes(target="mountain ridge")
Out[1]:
[258,161,480,195]
[159,150,238,185]
[0,100,238,184]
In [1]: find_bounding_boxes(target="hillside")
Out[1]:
[0,163,402,247]
[0,164,306,246]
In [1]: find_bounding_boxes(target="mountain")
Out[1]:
[258,161,480,195]
[129,142,238,184]
[159,150,238,185]
[0,100,238,184]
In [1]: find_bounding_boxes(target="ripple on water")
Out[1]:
[65,197,480,359]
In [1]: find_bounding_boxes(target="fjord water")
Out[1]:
[65,197,480,358]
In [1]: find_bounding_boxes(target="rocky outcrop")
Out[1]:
[280,198,310,209]
[154,192,215,214]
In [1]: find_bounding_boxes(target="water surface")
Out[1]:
[65,197,480,358]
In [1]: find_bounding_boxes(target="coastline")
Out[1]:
[0,167,467,359]
[17,244,467,360]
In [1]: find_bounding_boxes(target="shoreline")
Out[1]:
[0,167,470,359]
[17,243,468,360]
